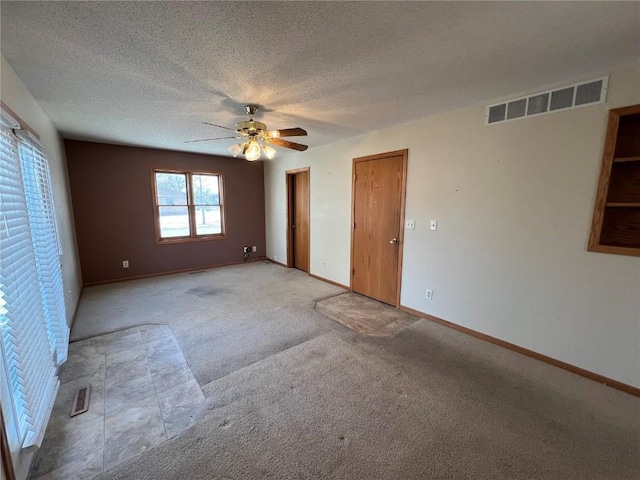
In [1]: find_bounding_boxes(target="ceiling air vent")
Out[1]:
[485,76,608,126]
[507,99,526,120]
[488,104,506,124]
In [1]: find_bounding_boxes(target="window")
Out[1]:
[152,169,225,242]
[0,108,67,449]
[17,130,67,364]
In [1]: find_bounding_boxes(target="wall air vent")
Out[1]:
[485,76,608,126]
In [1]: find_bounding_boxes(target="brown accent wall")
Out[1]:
[65,140,266,285]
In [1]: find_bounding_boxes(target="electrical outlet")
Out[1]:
[252,246,257,252]
[321,260,326,269]
[405,220,415,230]
[430,220,438,231]
[122,260,129,269]
[243,246,251,253]
[425,289,433,300]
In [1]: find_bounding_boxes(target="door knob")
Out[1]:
[390,238,398,244]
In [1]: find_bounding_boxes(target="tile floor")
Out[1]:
[31,325,205,480]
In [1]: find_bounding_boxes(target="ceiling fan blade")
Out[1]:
[202,121,237,132]
[273,127,307,137]
[184,136,237,144]
[269,137,308,151]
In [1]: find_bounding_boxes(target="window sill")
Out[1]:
[156,234,227,245]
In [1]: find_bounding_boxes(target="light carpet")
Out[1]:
[315,291,419,335]
[69,263,638,479]
[71,262,345,385]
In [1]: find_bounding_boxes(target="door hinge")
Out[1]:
[353,222,356,229]
[352,268,355,275]
[353,173,357,181]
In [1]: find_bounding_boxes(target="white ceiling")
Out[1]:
[1,1,639,157]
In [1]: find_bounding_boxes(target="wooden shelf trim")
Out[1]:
[605,202,640,207]
[591,244,640,256]
[588,103,640,257]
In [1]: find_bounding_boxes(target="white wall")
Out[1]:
[1,55,82,325]
[1,55,83,480]
[265,62,640,388]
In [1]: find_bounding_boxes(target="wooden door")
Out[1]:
[287,168,310,272]
[351,150,407,306]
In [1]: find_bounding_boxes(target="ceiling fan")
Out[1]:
[186,105,308,161]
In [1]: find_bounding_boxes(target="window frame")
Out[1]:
[151,168,226,244]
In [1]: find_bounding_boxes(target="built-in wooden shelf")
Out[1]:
[589,104,640,256]
[606,203,640,208]
[613,156,640,163]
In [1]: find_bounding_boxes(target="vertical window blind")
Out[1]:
[0,110,67,448]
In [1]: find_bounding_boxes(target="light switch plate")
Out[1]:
[430,220,437,231]
[405,220,415,230]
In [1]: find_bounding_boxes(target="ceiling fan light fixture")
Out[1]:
[262,144,276,160]
[228,143,243,157]
[190,105,308,159]
[245,140,261,161]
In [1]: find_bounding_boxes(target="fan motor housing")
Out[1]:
[236,120,266,135]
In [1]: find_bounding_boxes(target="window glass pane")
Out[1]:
[195,206,222,235]
[155,172,187,205]
[192,174,219,205]
[158,206,190,237]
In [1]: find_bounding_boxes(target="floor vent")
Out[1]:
[485,76,608,126]
[70,385,91,417]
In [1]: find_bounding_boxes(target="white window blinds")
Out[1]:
[0,122,59,447]
[16,130,68,365]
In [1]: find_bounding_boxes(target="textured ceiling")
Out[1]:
[1,1,639,157]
